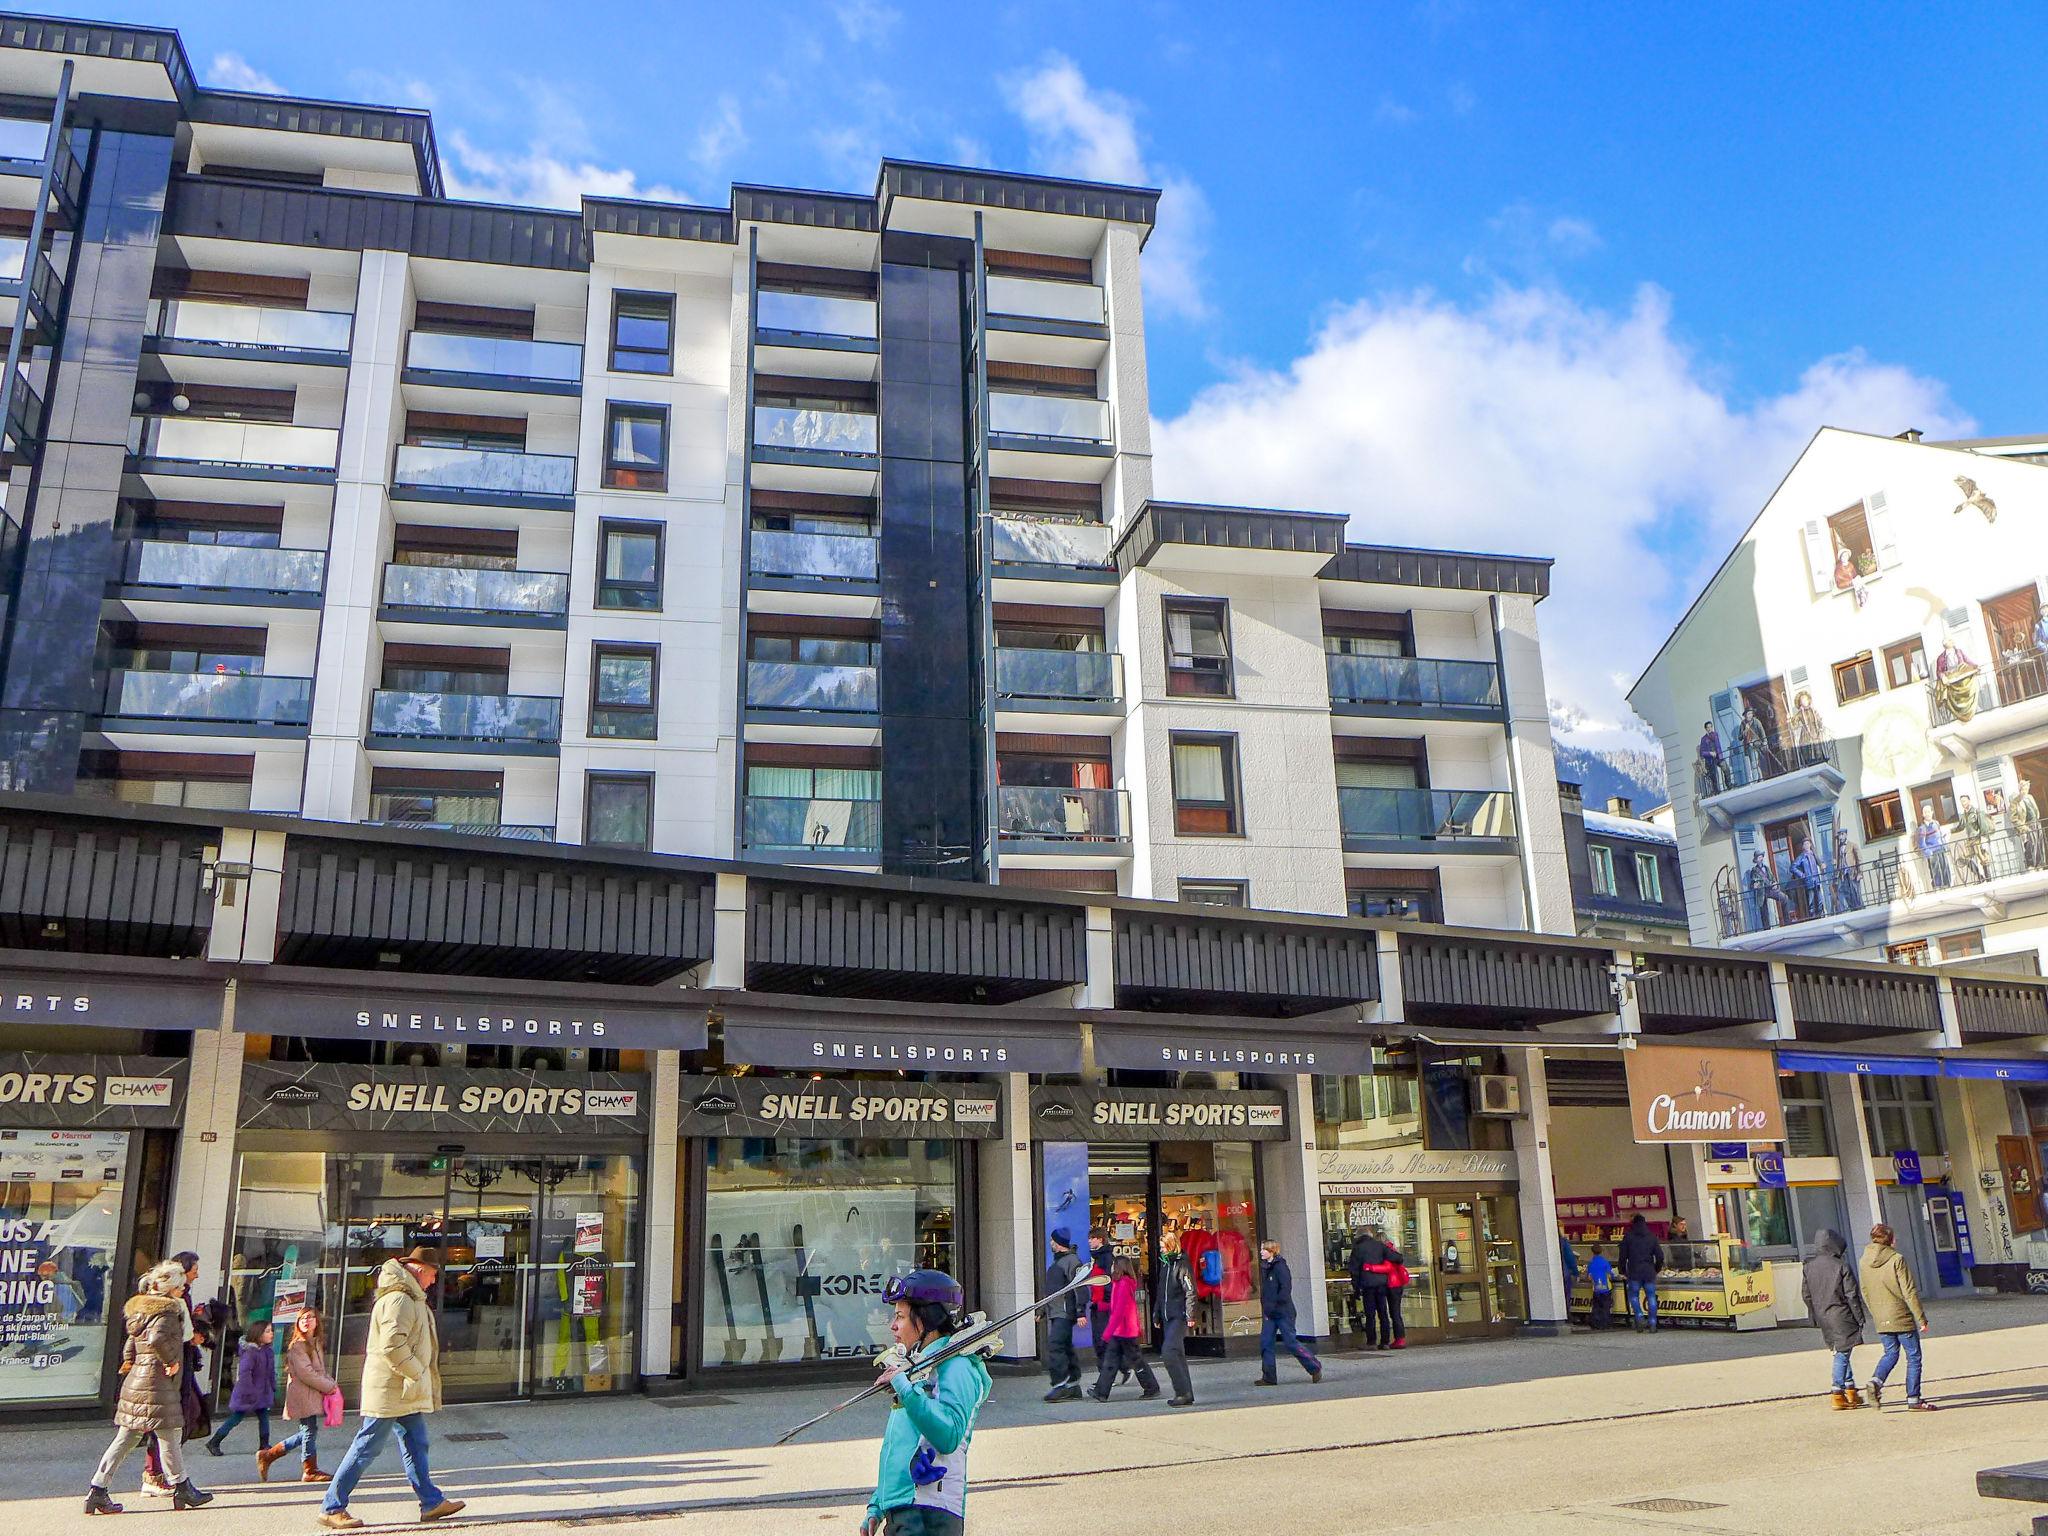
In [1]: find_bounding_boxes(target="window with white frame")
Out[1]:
[1588,844,1616,896]
[1634,851,1663,903]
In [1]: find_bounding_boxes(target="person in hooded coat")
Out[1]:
[1799,1228,1866,1408]
[83,1260,214,1515]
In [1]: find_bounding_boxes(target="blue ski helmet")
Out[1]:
[884,1269,963,1309]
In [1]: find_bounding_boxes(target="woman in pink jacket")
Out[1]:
[1087,1258,1160,1402]
[257,1310,337,1483]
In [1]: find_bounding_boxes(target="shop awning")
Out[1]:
[712,993,1084,1075]
[1087,1008,1373,1077]
[0,951,225,1032]
[1776,1050,1941,1077]
[1940,1058,2048,1082]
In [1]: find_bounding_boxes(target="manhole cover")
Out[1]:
[1616,1498,1725,1513]
[446,1431,509,1442]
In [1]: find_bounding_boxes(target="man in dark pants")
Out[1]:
[1086,1226,1114,1369]
[1347,1225,1396,1351]
[1253,1239,1322,1387]
[1154,1231,1196,1406]
[1042,1228,1085,1403]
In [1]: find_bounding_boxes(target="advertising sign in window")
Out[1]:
[0,1129,129,1405]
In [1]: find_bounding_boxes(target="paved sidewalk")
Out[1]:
[10,1296,2046,1533]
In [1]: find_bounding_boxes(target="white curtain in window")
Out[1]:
[1172,742,1226,801]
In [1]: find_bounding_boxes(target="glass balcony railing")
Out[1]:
[994,647,1122,705]
[121,541,326,597]
[150,298,353,354]
[406,330,582,383]
[985,274,1105,325]
[991,514,1113,569]
[756,290,878,341]
[392,444,576,500]
[1339,786,1518,843]
[369,690,562,745]
[0,116,49,163]
[1325,654,1503,713]
[753,404,878,456]
[989,391,1110,443]
[381,564,570,618]
[742,794,882,854]
[98,669,312,727]
[0,236,24,283]
[748,527,878,582]
[745,660,878,713]
[996,784,1128,842]
[130,417,339,471]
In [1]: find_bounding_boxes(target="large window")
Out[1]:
[1882,637,1927,690]
[1862,1074,1946,1159]
[609,291,674,374]
[585,773,653,850]
[1347,870,1441,923]
[590,645,658,740]
[1833,651,1879,704]
[1779,1070,1836,1158]
[0,1129,129,1406]
[1169,732,1241,836]
[1163,598,1232,697]
[1634,851,1663,903]
[1718,1183,1848,1261]
[1588,845,1616,896]
[597,520,663,610]
[602,403,668,491]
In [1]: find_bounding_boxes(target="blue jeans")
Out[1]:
[1258,1312,1321,1380]
[207,1408,270,1449]
[279,1420,319,1466]
[1625,1280,1658,1328]
[1830,1348,1855,1391]
[1872,1330,1923,1401]
[323,1413,447,1516]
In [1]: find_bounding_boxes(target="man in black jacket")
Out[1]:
[1042,1228,1086,1401]
[1154,1232,1197,1406]
[1347,1226,1397,1351]
[1618,1214,1665,1332]
[1254,1239,1322,1387]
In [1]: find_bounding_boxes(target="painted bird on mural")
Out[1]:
[1953,475,1999,523]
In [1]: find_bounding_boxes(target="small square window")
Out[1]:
[1939,928,1985,961]
[598,519,663,610]
[1832,651,1878,705]
[610,291,674,375]
[1861,790,1907,840]
[1909,775,1956,827]
[1588,845,1616,896]
[1634,850,1663,903]
[1163,598,1232,697]
[1170,732,1241,836]
[1178,879,1248,907]
[590,644,658,740]
[1882,637,1927,690]
[603,403,668,492]
[585,772,653,850]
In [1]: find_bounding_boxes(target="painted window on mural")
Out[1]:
[1799,491,1898,605]
[1832,651,1878,704]
[1882,636,1927,690]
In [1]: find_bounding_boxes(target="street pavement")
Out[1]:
[9,1297,2048,1533]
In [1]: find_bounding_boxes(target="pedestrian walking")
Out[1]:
[1618,1214,1664,1332]
[1088,1257,1160,1402]
[862,1269,992,1536]
[83,1259,214,1515]
[1799,1228,1866,1408]
[204,1318,277,1459]
[1154,1232,1196,1405]
[1385,1246,1410,1349]
[1860,1224,1937,1411]
[259,1308,336,1482]
[139,1250,211,1499]
[1585,1244,1616,1330]
[1347,1224,1397,1350]
[1558,1231,1579,1305]
[1253,1239,1322,1387]
[318,1246,466,1530]
[1040,1228,1086,1403]
[1085,1226,1114,1370]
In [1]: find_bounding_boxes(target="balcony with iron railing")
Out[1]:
[1693,731,1845,827]
[1338,785,1518,851]
[391,443,576,509]
[118,541,326,606]
[747,527,879,586]
[379,564,570,627]
[129,416,339,478]
[744,659,879,717]
[994,647,1122,712]
[1926,649,2048,752]
[995,784,1130,850]
[741,794,882,859]
[96,669,312,733]
[366,690,562,753]
[1325,654,1504,720]
[404,331,582,393]
[148,298,353,358]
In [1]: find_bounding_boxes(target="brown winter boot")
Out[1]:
[301,1463,332,1483]
[1829,1390,1851,1409]
[1843,1386,1865,1408]
[256,1443,289,1481]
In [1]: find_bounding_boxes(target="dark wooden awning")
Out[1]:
[1398,932,1610,1028]
[0,810,210,957]
[1952,972,2048,1044]
[1113,912,1376,1018]
[1785,962,1941,1043]
[1634,950,1775,1035]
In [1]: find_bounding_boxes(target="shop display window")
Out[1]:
[1320,1192,1431,1337]
[1313,1055,1421,1150]
[0,1129,128,1406]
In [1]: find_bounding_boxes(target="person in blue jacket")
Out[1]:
[863,1270,992,1536]
[1252,1238,1322,1387]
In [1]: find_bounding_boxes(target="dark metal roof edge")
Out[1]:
[584,194,735,245]
[188,87,442,198]
[1113,500,1350,577]
[731,181,877,232]
[1322,541,1555,601]
[0,10,193,100]
[878,157,1159,234]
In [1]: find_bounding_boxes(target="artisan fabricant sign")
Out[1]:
[1623,1044,1785,1145]
[0,1053,188,1129]
[675,1075,1002,1141]
[718,1007,1081,1075]
[234,980,707,1053]
[1089,1025,1372,1077]
[1029,1085,1290,1142]
[239,1062,649,1136]
[0,972,222,1033]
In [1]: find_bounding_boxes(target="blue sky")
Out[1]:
[97,1,2045,742]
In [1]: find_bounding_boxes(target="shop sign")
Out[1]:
[233,980,707,1053]
[1997,1135,2045,1235]
[1623,1044,1785,1144]
[0,1128,130,1404]
[675,1075,1002,1141]
[1323,1182,1414,1198]
[1612,1186,1668,1215]
[1089,1025,1372,1077]
[0,972,222,1033]
[1029,1085,1290,1142]
[1315,1147,1517,1184]
[718,1004,1080,1075]
[1892,1149,1923,1186]
[0,1053,187,1129]
[1752,1150,1788,1189]
[238,1062,650,1136]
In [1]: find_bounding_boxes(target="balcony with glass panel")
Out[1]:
[741,794,882,862]
[747,526,879,597]
[116,540,326,610]
[744,660,879,728]
[754,289,880,380]
[988,391,1114,480]
[404,330,583,396]
[147,298,353,366]
[0,240,59,340]
[1325,654,1506,725]
[366,818,556,842]
[990,515,1115,588]
[390,443,576,511]
[95,669,313,736]
[0,114,82,221]
[750,404,881,498]
[128,416,340,482]
[1338,786,1519,854]
[378,564,570,630]
[366,690,562,755]
[995,784,1131,857]
[994,647,1123,717]
[984,273,1110,368]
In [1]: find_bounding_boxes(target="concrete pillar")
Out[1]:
[203,826,286,964]
[1262,1073,1328,1336]
[1933,975,1964,1050]
[1371,934,1404,1025]
[640,1049,681,1377]
[1097,227,1153,536]
[977,1072,1037,1358]
[1512,1049,1568,1327]
[1081,905,1114,1009]
[1825,1070,1884,1248]
[1491,594,1574,934]
[167,985,245,1303]
[1766,961,1797,1040]
[709,872,747,989]
[1667,1144,1716,1238]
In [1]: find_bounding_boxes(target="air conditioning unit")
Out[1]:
[1474,1074,1523,1117]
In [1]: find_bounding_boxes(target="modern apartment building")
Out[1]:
[0,14,1572,931]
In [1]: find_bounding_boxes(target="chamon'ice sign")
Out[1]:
[1623,1044,1786,1145]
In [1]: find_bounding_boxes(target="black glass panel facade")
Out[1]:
[876,232,982,879]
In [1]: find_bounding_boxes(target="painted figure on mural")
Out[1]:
[1789,691,1826,767]
[1744,851,1788,930]
[1956,795,1994,884]
[1697,721,1727,795]
[2014,778,2045,871]
[1737,704,1773,781]
[1916,808,1952,890]
[1831,840,1864,911]
[1789,838,1825,921]
[1952,474,1998,524]
[1932,639,1981,723]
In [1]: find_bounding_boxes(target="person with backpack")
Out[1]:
[1618,1214,1665,1332]
[1800,1229,1865,1408]
[1153,1232,1196,1405]
[1041,1229,1086,1403]
[1584,1244,1616,1331]
[1087,1257,1160,1402]
[862,1270,992,1536]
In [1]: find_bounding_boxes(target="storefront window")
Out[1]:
[1860,1075,1946,1158]
[1724,1186,1794,1249]
[1321,1192,1426,1337]
[1160,1141,1260,1344]
[0,1130,128,1405]
[1481,1195,1524,1323]
[1779,1070,1836,1157]
[702,1137,957,1368]
[1313,1053,1421,1149]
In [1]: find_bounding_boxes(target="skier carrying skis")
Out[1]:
[862,1269,991,1536]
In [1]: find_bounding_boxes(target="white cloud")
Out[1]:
[1375,96,1419,127]
[833,0,901,43]
[1151,284,1973,746]
[693,95,746,171]
[1545,215,1602,257]
[1002,55,1211,320]
[208,52,281,95]
[442,131,692,209]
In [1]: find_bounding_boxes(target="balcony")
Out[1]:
[995,785,1130,856]
[117,541,326,608]
[745,660,878,716]
[379,565,570,629]
[0,116,50,165]
[754,291,879,379]
[148,298,353,362]
[1694,734,1845,828]
[748,528,878,586]
[990,514,1114,579]
[1338,786,1518,853]
[994,647,1122,714]
[367,690,562,755]
[391,444,576,512]
[751,405,880,495]
[367,819,555,843]
[986,275,1105,327]
[404,331,582,395]
[2,369,40,455]
[129,417,339,481]
[0,243,59,337]
[741,794,882,861]
[0,115,81,219]
[97,669,312,735]
[1326,654,1504,723]
[988,392,1113,480]
[1927,651,2048,761]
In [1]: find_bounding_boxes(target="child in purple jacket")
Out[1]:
[204,1320,277,1457]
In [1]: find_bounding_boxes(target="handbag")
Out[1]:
[322,1388,345,1429]
[1386,1262,1410,1288]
